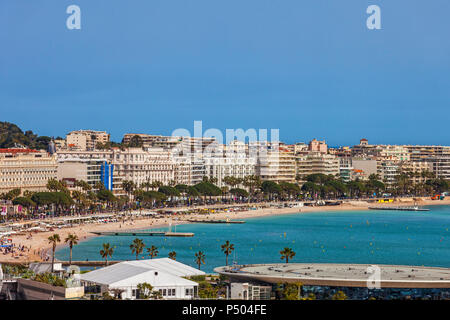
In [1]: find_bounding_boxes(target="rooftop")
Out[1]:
[80,258,204,287]
[215,263,450,288]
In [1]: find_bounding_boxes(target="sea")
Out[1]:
[56,205,450,273]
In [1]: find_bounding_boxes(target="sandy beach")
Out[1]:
[2,197,450,264]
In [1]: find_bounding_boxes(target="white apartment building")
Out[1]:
[204,155,257,187]
[430,156,450,180]
[0,149,57,194]
[377,160,400,188]
[113,148,176,187]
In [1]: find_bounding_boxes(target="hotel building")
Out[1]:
[0,149,58,194]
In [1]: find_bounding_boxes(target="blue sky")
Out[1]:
[0,1,449,146]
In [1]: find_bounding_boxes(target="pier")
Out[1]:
[91,231,194,237]
[187,219,245,224]
[368,206,430,212]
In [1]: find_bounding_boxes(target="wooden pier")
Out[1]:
[60,261,121,267]
[187,219,245,224]
[91,231,194,237]
[368,206,430,212]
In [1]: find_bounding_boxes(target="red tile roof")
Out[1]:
[0,148,39,154]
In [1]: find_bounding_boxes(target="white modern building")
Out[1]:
[79,258,204,300]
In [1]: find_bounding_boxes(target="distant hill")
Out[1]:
[0,121,51,150]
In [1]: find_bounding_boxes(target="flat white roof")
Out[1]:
[80,258,204,288]
[126,258,205,277]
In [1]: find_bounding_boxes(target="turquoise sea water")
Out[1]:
[56,205,450,273]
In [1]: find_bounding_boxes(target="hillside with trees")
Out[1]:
[0,121,52,150]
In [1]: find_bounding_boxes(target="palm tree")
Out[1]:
[64,233,79,265]
[280,247,296,263]
[130,238,145,260]
[195,251,206,270]
[243,175,261,203]
[168,251,177,260]
[100,243,114,266]
[220,240,235,266]
[122,180,136,209]
[47,234,61,273]
[147,245,159,259]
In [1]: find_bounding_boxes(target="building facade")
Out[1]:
[66,130,110,151]
[0,149,58,194]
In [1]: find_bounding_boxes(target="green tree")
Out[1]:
[47,234,61,273]
[130,238,146,260]
[280,247,295,263]
[332,290,348,300]
[100,243,114,266]
[243,175,262,203]
[220,240,235,266]
[261,181,282,200]
[168,251,177,260]
[137,282,154,299]
[147,245,159,259]
[128,135,143,148]
[195,251,206,270]
[64,233,79,265]
[277,282,303,300]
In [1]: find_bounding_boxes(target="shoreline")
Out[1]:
[2,198,450,264]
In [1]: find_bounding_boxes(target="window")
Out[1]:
[163,289,167,296]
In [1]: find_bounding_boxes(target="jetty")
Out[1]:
[187,219,245,224]
[91,231,194,237]
[368,206,430,212]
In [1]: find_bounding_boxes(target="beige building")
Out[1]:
[57,159,107,189]
[256,146,296,183]
[296,152,340,182]
[399,160,433,185]
[0,149,57,194]
[66,130,110,151]
[308,139,328,153]
[404,145,450,162]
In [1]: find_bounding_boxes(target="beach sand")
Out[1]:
[2,197,449,264]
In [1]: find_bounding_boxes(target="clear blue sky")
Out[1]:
[1,1,449,146]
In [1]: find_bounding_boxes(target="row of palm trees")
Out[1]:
[47,233,79,272]
[6,170,448,222]
[47,232,297,273]
[100,241,296,268]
